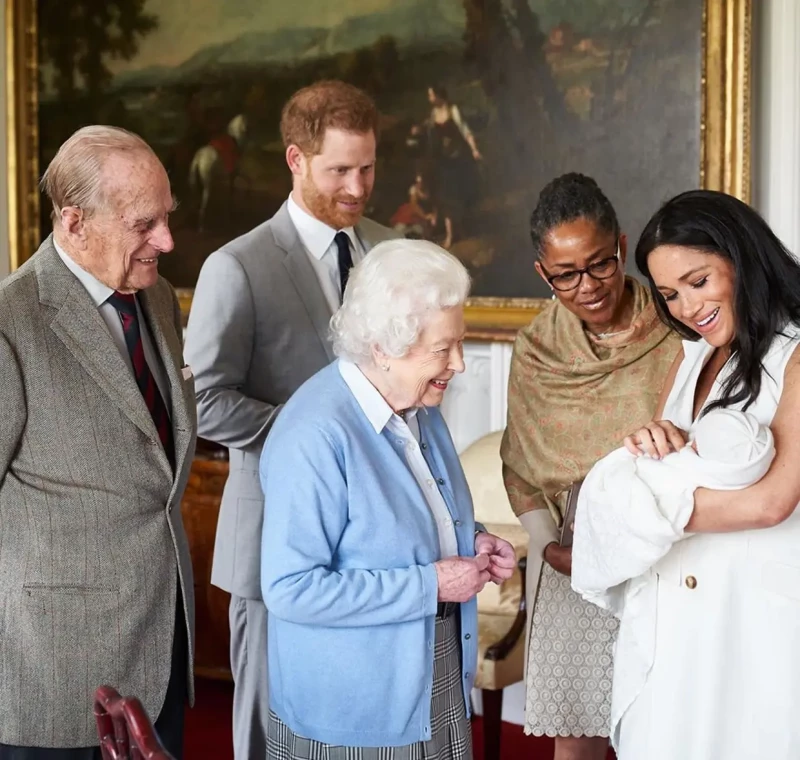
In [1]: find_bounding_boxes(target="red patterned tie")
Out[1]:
[107,291,174,466]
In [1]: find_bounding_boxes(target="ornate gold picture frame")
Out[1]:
[6,0,750,340]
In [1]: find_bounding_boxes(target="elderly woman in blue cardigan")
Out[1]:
[260,239,516,760]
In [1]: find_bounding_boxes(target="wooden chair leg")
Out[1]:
[482,688,503,760]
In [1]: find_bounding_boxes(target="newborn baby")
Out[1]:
[570,408,775,613]
[671,408,773,487]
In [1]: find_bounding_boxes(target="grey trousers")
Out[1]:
[230,594,269,760]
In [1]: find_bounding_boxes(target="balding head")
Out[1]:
[41,125,158,222]
[43,125,175,294]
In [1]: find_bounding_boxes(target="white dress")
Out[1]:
[614,326,800,760]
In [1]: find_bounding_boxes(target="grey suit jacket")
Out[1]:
[184,202,397,599]
[0,237,197,748]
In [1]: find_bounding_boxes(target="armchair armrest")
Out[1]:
[485,555,527,662]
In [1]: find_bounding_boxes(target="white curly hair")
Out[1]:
[330,238,471,365]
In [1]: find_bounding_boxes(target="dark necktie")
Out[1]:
[106,291,174,465]
[334,231,353,303]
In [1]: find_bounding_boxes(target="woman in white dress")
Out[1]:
[615,189,800,759]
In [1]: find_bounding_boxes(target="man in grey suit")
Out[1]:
[0,126,196,759]
[183,80,397,759]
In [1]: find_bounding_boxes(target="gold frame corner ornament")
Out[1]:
[5,0,751,340]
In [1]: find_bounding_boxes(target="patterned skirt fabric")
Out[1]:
[524,563,618,738]
[266,613,472,760]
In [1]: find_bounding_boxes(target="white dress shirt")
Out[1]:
[54,241,171,411]
[338,359,459,559]
[287,193,365,313]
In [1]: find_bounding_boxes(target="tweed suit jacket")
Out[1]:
[184,202,398,599]
[0,236,197,748]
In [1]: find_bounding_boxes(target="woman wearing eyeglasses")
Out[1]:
[500,173,681,760]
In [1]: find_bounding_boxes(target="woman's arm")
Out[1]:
[260,423,439,627]
[450,104,481,159]
[687,345,800,532]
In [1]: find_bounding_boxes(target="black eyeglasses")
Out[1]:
[540,242,621,292]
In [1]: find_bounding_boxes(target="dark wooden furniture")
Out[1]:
[94,685,173,760]
[180,444,232,680]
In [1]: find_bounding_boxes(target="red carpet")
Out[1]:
[186,678,616,759]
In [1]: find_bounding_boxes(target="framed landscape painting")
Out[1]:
[7,0,750,338]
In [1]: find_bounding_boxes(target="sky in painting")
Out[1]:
[107,0,453,74]
[106,0,652,76]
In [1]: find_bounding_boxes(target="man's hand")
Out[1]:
[543,542,572,576]
[434,554,492,602]
[475,532,516,584]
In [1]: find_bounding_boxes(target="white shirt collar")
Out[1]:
[53,239,114,307]
[338,359,419,434]
[287,193,357,261]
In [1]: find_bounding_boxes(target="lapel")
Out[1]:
[272,202,390,363]
[354,217,392,253]
[40,240,158,443]
[273,202,336,362]
[138,287,195,486]
[38,238,188,483]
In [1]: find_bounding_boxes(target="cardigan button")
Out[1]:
[685,575,697,590]
[421,442,428,450]
[464,633,471,640]
[437,478,445,485]
[454,520,462,527]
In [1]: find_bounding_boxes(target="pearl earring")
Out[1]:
[382,364,390,372]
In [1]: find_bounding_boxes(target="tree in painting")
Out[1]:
[36,0,703,299]
[39,0,158,99]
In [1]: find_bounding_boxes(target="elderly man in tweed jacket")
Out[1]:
[0,126,196,759]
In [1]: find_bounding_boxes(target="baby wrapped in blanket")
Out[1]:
[571,408,774,614]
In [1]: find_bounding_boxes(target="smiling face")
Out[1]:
[288,127,376,229]
[66,151,175,293]
[379,306,466,411]
[535,217,628,333]
[647,245,737,346]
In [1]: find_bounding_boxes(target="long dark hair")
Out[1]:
[636,189,800,413]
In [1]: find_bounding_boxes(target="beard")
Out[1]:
[300,174,369,229]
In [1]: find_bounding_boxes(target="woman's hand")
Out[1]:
[543,542,572,576]
[475,532,516,583]
[623,420,688,459]
[435,555,491,602]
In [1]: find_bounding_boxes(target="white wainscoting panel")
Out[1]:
[440,341,514,454]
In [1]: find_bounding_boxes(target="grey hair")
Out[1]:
[331,239,471,364]
[40,125,156,222]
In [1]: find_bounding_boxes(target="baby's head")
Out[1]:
[692,409,770,464]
